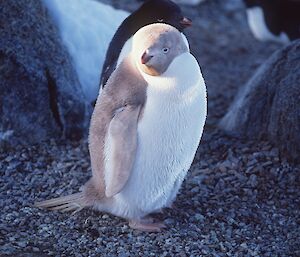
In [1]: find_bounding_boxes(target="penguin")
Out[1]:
[35,23,207,232]
[244,0,300,43]
[99,0,192,91]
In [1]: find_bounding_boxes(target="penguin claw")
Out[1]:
[128,219,166,232]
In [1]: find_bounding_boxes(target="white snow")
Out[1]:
[43,0,129,102]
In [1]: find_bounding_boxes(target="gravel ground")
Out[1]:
[1,0,299,256]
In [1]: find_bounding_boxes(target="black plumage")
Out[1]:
[244,0,300,40]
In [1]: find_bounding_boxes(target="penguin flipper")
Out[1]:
[104,104,141,198]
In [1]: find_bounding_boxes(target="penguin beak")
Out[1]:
[180,17,192,27]
[141,51,153,65]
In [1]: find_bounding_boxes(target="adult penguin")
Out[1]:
[244,0,300,43]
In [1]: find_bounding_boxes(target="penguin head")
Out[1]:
[135,0,192,32]
[133,23,189,76]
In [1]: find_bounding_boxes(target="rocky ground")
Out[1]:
[1,0,299,256]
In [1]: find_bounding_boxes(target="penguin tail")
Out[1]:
[35,192,87,214]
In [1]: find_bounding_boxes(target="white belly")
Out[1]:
[113,53,207,218]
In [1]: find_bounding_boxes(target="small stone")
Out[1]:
[248,174,258,188]
[164,218,175,225]
[191,186,200,193]
[240,242,248,249]
[32,247,40,252]
[194,213,205,222]
[17,241,27,248]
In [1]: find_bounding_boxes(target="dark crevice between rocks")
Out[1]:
[46,69,63,131]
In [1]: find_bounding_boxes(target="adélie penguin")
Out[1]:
[244,0,300,43]
[99,0,192,91]
[35,23,207,232]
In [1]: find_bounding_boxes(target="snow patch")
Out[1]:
[43,0,129,102]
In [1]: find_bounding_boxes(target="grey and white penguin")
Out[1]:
[36,23,207,232]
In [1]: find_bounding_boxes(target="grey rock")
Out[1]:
[194,213,205,222]
[32,247,40,252]
[248,174,258,188]
[16,240,27,248]
[0,0,89,147]
[220,40,300,164]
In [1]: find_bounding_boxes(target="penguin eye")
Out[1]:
[162,47,169,53]
[157,18,164,22]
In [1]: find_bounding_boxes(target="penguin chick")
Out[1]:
[35,23,207,232]
[99,0,192,91]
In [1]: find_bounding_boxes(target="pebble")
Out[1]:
[194,213,205,222]
[248,174,258,188]
[32,247,40,252]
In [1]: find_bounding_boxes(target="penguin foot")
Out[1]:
[129,218,166,232]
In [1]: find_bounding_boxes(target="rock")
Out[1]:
[248,174,258,188]
[32,247,40,252]
[220,40,300,164]
[0,0,89,147]
[194,213,205,222]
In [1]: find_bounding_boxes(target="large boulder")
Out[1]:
[0,0,88,147]
[220,40,300,163]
